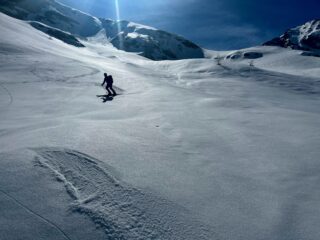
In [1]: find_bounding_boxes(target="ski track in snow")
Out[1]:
[33,147,214,240]
[0,189,72,240]
[170,63,320,96]
[0,83,13,108]
[141,60,320,101]
[29,62,101,84]
[236,67,320,95]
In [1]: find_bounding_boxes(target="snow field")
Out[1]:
[1,12,320,240]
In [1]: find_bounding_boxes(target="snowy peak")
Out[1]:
[264,20,320,52]
[0,0,204,60]
[100,19,204,60]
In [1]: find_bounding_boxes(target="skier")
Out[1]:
[101,73,117,96]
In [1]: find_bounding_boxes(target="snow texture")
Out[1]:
[34,147,213,240]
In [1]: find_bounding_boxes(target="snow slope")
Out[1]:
[0,0,204,60]
[1,12,320,240]
[29,21,85,47]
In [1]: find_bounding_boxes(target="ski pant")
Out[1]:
[106,84,117,96]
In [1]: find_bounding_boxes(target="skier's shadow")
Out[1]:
[96,94,113,103]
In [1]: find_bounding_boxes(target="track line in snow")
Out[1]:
[165,61,320,96]
[237,67,320,95]
[0,83,13,109]
[28,63,101,84]
[0,189,72,240]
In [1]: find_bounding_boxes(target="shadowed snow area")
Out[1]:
[1,12,320,240]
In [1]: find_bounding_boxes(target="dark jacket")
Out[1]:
[102,75,113,86]
[107,75,113,85]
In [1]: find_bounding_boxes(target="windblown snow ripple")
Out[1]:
[34,148,214,240]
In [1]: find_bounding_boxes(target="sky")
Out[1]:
[59,0,320,50]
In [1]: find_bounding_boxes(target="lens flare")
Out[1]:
[115,0,124,50]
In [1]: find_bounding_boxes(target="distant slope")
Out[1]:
[29,21,85,47]
[0,0,204,60]
[264,20,320,54]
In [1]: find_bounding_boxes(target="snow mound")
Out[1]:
[34,148,213,240]
[226,50,263,60]
[264,19,320,52]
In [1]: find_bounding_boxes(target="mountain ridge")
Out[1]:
[264,19,320,53]
[0,0,204,60]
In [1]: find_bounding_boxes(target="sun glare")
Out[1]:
[115,0,124,50]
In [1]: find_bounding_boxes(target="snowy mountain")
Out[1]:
[0,0,204,60]
[0,0,102,36]
[101,19,204,60]
[264,19,320,54]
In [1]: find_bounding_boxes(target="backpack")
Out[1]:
[107,75,113,84]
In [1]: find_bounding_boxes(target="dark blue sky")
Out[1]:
[59,0,319,50]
